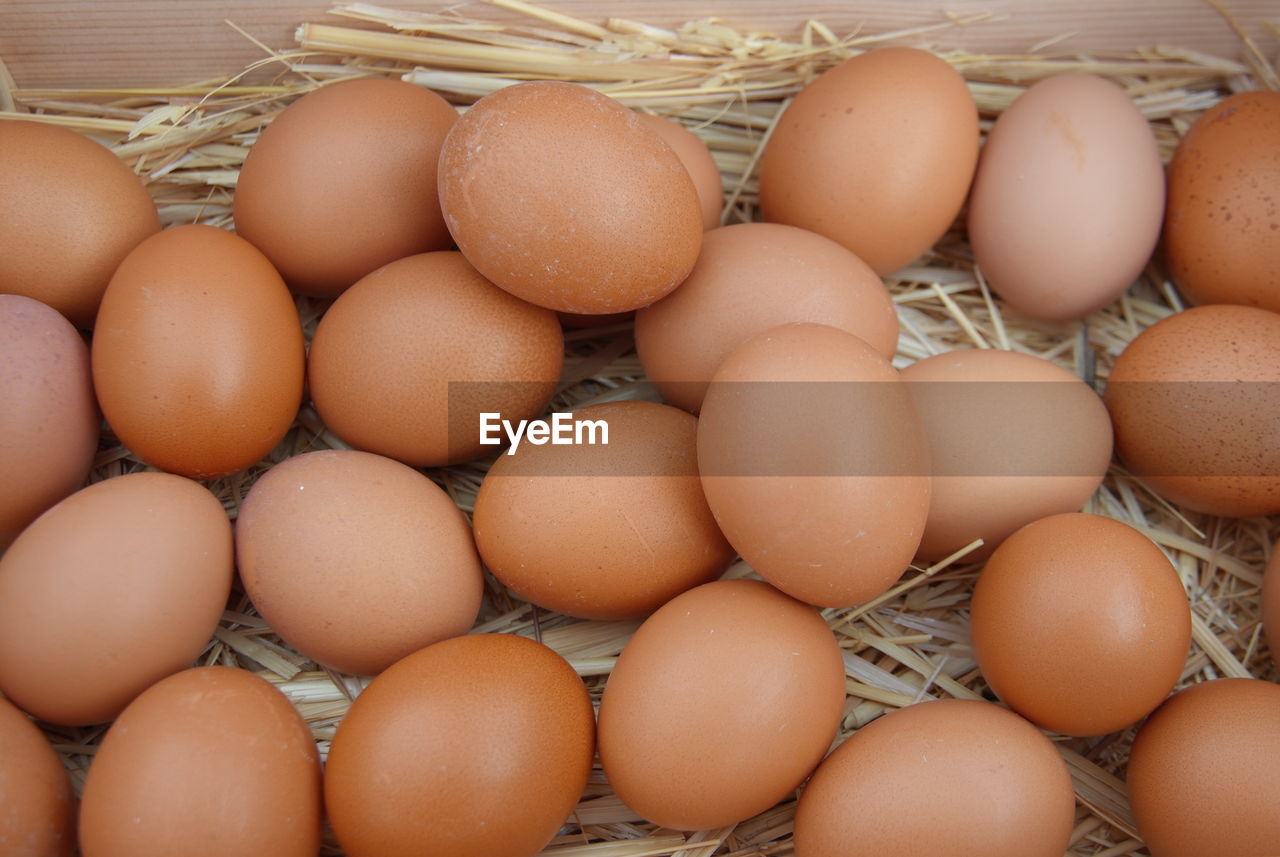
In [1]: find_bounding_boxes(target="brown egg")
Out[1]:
[236,449,484,675]
[79,666,322,857]
[968,73,1165,321]
[438,81,703,313]
[234,77,459,298]
[759,47,979,275]
[597,579,845,830]
[1104,304,1280,517]
[0,119,160,328]
[1266,542,1280,667]
[473,401,733,619]
[698,323,930,607]
[902,349,1113,563]
[970,513,1190,736]
[325,634,594,857]
[794,699,1075,857]
[635,223,898,413]
[634,113,723,230]
[0,695,76,857]
[1165,91,1280,312]
[92,224,304,479]
[0,295,99,550]
[0,473,232,725]
[308,251,562,467]
[1128,678,1280,857]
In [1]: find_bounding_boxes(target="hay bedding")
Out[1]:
[2,1,1278,854]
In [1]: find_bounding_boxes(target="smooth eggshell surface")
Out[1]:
[0,695,76,857]
[234,77,459,298]
[1104,304,1280,517]
[0,472,232,725]
[236,449,484,676]
[970,513,1190,736]
[325,634,595,857]
[968,73,1164,321]
[1165,91,1280,312]
[759,47,979,275]
[79,666,322,857]
[793,699,1075,857]
[635,222,898,413]
[308,251,563,467]
[1127,678,1280,857]
[0,119,161,329]
[0,295,100,551]
[91,224,305,479]
[698,322,930,607]
[473,401,734,619]
[597,579,846,830]
[902,348,1112,563]
[634,112,724,230]
[438,81,703,314]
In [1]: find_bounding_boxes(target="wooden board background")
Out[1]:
[2,0,1278,89]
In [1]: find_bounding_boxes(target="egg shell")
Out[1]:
[308,251,563,467]
[1127,678,1280,857]
[1165,91,1280,312]
[0,695,76,857]
[0,472,232,725]
[438,80,703,314]
[78,666,322,857]
[968,73,1165,321]
[236,449,484,675]
[0,295,99,550]
[91,224,304,479]
[325,633,595,857]
[759,47,979,275]
[697,322,930,607]
[793,699,1075,857]
[597,579,846,830]
[234,77,459,298]
[635,222,899,413]
[634,112,723,230]
[473,401,734,619]
[901,348,1113,563]
[1103,304,1280,517]
[0,119,161,329]
[1266,542,1280,668]
[970,513,1190,736]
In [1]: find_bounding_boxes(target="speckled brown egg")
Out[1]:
[473,401,733,619]
[759,47,979,275]
[0,119,160,328]
[91,224,304,479]
[597,579,845,830]
[325,634,594,857]
[635,223,898,413]
[1266,542,1280,667]
[234,77,459,298]
[794,699,1075,857]
[236,449,484,676]
[79,666,322,857]
[438,81,703,313]
[0,694,76,857]
[902,349,1112,563]
[1128,678,1280,857]
[1104,304,1280,517]
[0,295,99,550]
[970,513,1190,737]
[635,112,723,230]
[1165,91,1280,312]
[308,251,563,467]
[0,472,232,725]
[698,322,930,607]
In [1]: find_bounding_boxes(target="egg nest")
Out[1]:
[6,4,1278,856]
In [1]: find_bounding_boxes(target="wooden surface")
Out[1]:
[1,0,1277,88]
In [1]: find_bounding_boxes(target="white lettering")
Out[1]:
[576,419,608,446]
[479,413,502,445]
[526,421,550,445]
[484,412,612,455]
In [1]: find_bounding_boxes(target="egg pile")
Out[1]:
[1,43,1279,857]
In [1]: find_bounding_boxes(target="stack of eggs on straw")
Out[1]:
[1,4,1278,856]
